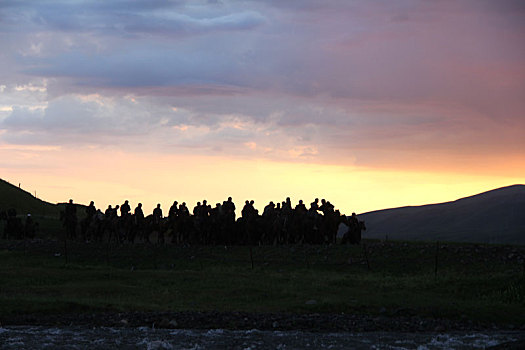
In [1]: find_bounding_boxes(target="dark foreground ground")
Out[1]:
[1,238,524,334]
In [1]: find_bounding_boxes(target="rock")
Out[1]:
[120,319,128,325]
[168,319,178,328]
[305,299,317,305]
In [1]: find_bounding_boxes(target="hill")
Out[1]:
[0,178,63,236]
[0,179,60,216]
[359,185,525,245]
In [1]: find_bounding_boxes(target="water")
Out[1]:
[0,326,523,349]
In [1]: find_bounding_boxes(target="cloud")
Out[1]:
[10,0,522,115]
[0,0,523,172]
[0,1,265,36]
[1,94,178,144]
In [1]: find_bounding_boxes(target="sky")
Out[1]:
[1,0,524,215]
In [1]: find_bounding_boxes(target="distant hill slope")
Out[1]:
[0,179,61,217]
[359,185,525,245]
[0,178,66,237]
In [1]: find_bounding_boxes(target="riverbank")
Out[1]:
[3,310,523,333]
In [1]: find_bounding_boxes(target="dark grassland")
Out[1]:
[0,239,524,328]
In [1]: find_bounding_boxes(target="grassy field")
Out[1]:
[0,239,523,326]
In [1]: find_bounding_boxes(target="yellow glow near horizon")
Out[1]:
[1,147,524,216]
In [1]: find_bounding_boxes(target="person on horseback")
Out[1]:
[64,199,77,239]
[263,201,275,217]
[178,202,189,217]
[310,198,319,212]
[169,201,179,220]
[86,201,96,220]
[153,204,163,224]
[193,202,202,217]
[134,203,144,220]
[295,200,307,214]
[120,200,131,217]
[223,197,236,221]
[82,201,97,241]
[105,205,113,217]
[134,203,144,232]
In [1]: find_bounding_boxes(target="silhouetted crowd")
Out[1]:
[58,197,365,246]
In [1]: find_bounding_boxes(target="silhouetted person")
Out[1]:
[153,204,163,224]
[134,203,144,225]
[64,199,77,239]
[169,201,178,220]
[193,202,202,217]
[202,200,210,217]
[295,200,307,214]
[105,205,113,218]
[319,199,334,215]
[86,201,96,220]
[210,203,221,218]
[4,208,22,239]
[310,198,319,212]
[263,201,275,217]
[348,212,358,227]
[82,201,97,241]
[283,197,292,214]
[113,205,120,218]
[24,214,35,239]
[120,200,131,217]
[222,197,236,224]
[179,202,189,217]
[225,197,235,211]
[249,200,258,216]
[319,199,328,214]
[241,200,252,218]
[65,199,76,217]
